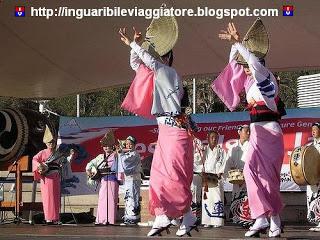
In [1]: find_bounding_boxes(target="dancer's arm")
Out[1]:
[229,45,238,62]
[232,42,270,79]
[219,22,270,79]
[130,49,141,71]
[234,42,277,111]
[129,41,157,71]
[219,24,240,63]
[119,27,157,71]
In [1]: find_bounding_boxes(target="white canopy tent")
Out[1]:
[0,0,319,98]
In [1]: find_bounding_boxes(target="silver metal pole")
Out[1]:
[76,94,80,118]
[28,180,37,224]
[192,78,196,114]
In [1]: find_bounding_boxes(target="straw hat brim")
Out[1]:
[236,18,269,65]
[141,16,178,59]
[100,131,115,147]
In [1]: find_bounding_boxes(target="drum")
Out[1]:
[0,108,55,169]
[206,173,218,187]
[227,169,245,185]
[290,145,320,185]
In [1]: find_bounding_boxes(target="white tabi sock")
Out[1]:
[270,215,281,231]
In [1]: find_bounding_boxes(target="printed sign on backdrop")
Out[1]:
[58,108,320,195]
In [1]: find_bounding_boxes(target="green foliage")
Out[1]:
[0,70,319,116]
[48,95,77,116]
[47,86,130,117]
[0,97,38,110]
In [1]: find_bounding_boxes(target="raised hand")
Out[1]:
[218,30,231,41]
[119,27,131,46]
[133,27,142,44]
[227,22,240,42]
[218,22,240,42]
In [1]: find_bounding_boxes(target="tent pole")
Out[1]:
[192,78,196,114]
[77,94,80,118]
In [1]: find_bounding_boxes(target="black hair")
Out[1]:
[207,130,219,136]
[237,125,249,131]
[162,50,174,66]
[312,122,320,129]
[259,59,265,66]
[181,86,190,111]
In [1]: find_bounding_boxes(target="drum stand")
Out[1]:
[0,155,41,225]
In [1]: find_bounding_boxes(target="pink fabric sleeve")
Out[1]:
[211,60,248,111]
[32,151,43,181]
[121,64,155,119]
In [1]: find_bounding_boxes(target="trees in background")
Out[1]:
[0,70,318,117]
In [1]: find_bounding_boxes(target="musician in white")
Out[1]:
[191,138,204,219]
[307,122,320,231]
[86,131,120,225]
[32,126,60,225]
[118,135,142,225]
[201,131,226,228]
[225,125,254,227]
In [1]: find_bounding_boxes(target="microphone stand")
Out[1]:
[105,148,119,226]
[105,153,116,226]
[94,151,113,225]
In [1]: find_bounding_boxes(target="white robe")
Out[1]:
[130,41,183,116]
[191,138,204,205]
[225,140,254,226]
[119,150,142,222]
[201,145,226,226]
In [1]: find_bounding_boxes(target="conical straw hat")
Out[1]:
[141,15,178,59]
[43,125,54,143]
[236,18,269,65]
[100,130,115,147]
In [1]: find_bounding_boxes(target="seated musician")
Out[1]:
[201,130,226,228]
[307,122,320,231]
[32,125,60,225]
[86,131,120,225]
[225,125,254,227]
[118,135,142,225]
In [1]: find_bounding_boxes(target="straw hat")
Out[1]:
[141,15,178,59]
[100,130,116,147]
[43,125,54,143]
[236,18,269,65]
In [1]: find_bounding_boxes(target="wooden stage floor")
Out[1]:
[0,223,319,239]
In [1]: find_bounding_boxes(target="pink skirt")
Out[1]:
[149,124,193,218]
[243,124,284,219]
[40,172,60,221]
[96,177,119,225]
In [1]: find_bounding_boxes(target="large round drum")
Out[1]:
[0,108,55,168]
[228,169,245,185]
[290,145,320,185]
